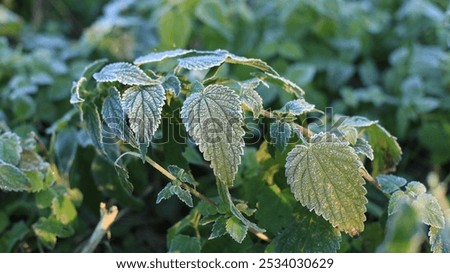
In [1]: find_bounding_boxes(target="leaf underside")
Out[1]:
[181,84,245,186]
[285,138,367,235]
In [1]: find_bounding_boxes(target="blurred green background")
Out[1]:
[0,0,449,252]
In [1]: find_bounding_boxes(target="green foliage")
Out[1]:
[1,0,449,254]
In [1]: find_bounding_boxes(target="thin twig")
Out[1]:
[81,202,118,253]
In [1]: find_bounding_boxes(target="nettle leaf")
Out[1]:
[269,210,341,253]
[93,62,160,85]
[209,216,227,239]
[102,87,125,141]
[255,72,305,97]
[353,137,374,160]
[82,103,105,154]
[162,75,182,96]
[365,124,402,176]
[239,80,263,119]
[377,175,407,194]
[169,235,201,253]
[225,53,277,74]
[181,84,245,186]
[178,50,228,70]
[388,181,444,228]
[122,85,165,158]
[168,165,195,185]
[0,161,32,192]
[270,121,291,151]
[114,164,134,193]
[285,134,367,235]
[134,49,193,65]
[51,195,77,225]
[429,209,450,253]
[172,185,193,207]
[156,183,175,204]
[81,58,109,80]
[339,115,378,128]
[226,216,248,243]
[0,132,22,165]
[278,98,315,116]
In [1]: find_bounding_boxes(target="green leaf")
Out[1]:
[156,183,175,204]
[101,87,127,142]
[268,210,341,253]
[209,216,227,239]
[239,79,263,119]
[377,175,407,194]
[178,50,228,70]
[429,209,450,253]
[270,121,291,151]
[0,132,22,165]
[158,9,192,49]
[255,72,305,97]
[353,137,374,160]
[0,212,9,234]
[162,74,181,96]
[33,217,74,249]
[168,165,195,185]
[226,216,248,243]
[365,124,402,176]
[122,85,165,158]
[412,193,444,228]
[0,221,29,252]
[51,195,77,225]
[181,84,245,186]
[92,156,143,209]
[0,161,32,192]
[81,103,105,154]
[134,49,193,65]
[225,53,278,74]
[80,58,109,80]
[285,133,367,235]
[93,62,160,85]
[172,185,193,207]
[278,98,315,116]
[377,203,425,253]
[168,235,201,253]
[340,115,378,128]
[54,128,78,175]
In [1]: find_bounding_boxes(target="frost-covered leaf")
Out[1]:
[82,103,105,154]
[270,121,291,151]
[268,210,341,253]
[339,115,378,128]
[388,190,410,215]
[429,210,450,253]
[377,203,425,253]
[134,49,193,65]
[172,185,193,207]
[102,87,125,141]
[181,84,245,186]
[0,132,22,165]
[168,165,195,185]
[278,99,315,116]
[114,164,134,194]
[285,140,367,235]
[162,74,181,95]
[365,124,402,176]
[178,51,228,70]
[239,80,263,119]
[0,161,32,192]
[353,137,374,160]
[226,216,248,243]
[81,58,109,80]
[339,126,358,145]
[209,216,227,239]
[122,85,165,158]
[377,175,407,194]
[412,194,444,228]
[169,235,201,253]
[226,53,278,74]
[255,72,305,96]
[156,183,174,204]
[93,62,160,85]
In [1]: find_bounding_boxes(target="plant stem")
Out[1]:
[81,202,118,253]
[359,168,381,190]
